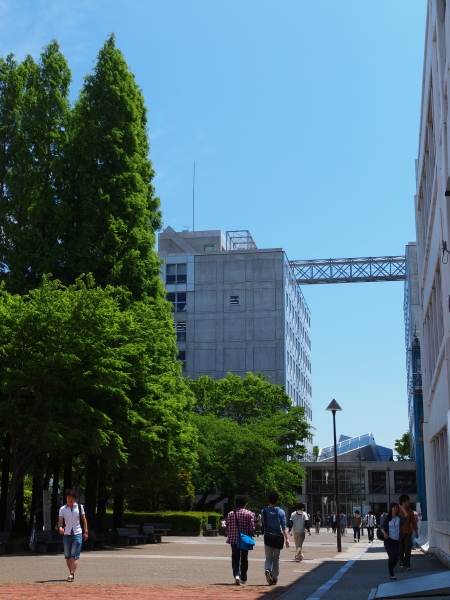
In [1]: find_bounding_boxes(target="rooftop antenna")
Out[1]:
[192,160,195,232]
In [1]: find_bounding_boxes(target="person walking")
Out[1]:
[331,511,337,533]
[398,494,418,571]
[339,511,347,535]
[288,503,311,562]
[254,510,262,537]
[380,501,408,580]
[352,510,362,542]
[261,491,290,586]
[313,511,322,534]
[366,511,377,543]
[226,495,255,586]
[325,514,331,532]
[58,489,88,583]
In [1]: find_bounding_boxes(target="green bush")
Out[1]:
[104,511,222,533]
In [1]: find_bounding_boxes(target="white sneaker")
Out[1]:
[235,576,241,586]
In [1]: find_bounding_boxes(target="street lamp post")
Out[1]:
[386,466,392,507]
[356,451,364,537]
[326,399,343,553]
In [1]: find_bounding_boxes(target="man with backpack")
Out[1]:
[58,489,88,583]
[261,491,290,586]
[288,503,311,562]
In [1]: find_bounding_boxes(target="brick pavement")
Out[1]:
[0,583,288,600]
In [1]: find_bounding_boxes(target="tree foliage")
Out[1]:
[394,431,412,461]
[189,373,311,508]
[60,35,162,299]
[0,36,196,529]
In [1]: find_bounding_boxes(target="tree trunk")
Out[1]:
[15,477,25,533]
[84,454,98,529]
[96,459,107,532]
[30,474,44,530]
[0,436,11,530]
[4,464,26,534]
[63,457,72,493]
[195,492,209,512]
[51,461,60,530]
[112,483,124,529]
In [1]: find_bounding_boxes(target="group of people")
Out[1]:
[56,486,419,586]
[226,491,293,586]
[379,494,419,580]
[225,492,420,585]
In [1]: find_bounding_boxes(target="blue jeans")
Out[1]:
[353,526,360,541]
[63,534,82,560]
[384,538,400,576]
[231,544,248,581]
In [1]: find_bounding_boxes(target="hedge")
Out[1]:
[104,511,222,533]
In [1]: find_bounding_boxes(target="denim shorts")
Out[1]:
[63,534,82,559]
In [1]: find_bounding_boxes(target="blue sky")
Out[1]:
[0,0,426,454]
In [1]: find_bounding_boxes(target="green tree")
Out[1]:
[0,277,135,532]
[394,432,412,461]
[0,42,71,294]
[313,446,319,461]
[189,373,311,509]
[61,34,162,299]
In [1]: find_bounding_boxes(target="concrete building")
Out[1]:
[158,227,313,452]
[299,458,418,525]
[413,0,450,567]
[404,242,428,519]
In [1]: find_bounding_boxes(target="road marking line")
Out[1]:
[304,544,371,600]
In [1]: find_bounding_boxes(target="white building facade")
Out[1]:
[414,0,450,567]
[158,227,313,452]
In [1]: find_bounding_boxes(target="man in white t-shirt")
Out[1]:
[58,489,88,583]
[289,503,311,562]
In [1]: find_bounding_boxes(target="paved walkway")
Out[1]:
[0,531,448,599]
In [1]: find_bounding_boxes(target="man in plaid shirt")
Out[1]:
[226,495,255,585]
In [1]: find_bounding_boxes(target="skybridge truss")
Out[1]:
[289,256,406,285]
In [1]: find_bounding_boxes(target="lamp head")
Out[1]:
[326,399,342,412]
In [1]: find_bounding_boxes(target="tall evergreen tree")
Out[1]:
[61,34,162,299]
[1,42,70,294]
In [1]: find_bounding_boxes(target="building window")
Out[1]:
[369,471,387,494]
[175,321,186,341]
[167,292,186,312]
[166,263,187,284]
[178,350,186,371]
[394,471,417,494]
[230,295,240,305]
[432,428,450,520]
[204,244,214,252]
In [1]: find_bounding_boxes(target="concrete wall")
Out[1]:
[414,0,450,566]
[158,227,313,438]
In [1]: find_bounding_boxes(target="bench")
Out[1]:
[144,523,172,538]
[204,523,218,537]
[36,530,63,553]
[0,532,10,554]
[125,525,147,545]
[115,527,146,546]
[84,530,108,550]
[142,525,158,544]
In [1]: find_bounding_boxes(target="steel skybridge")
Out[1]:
[289,256,406,285]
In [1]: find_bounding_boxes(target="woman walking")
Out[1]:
[352,510,362,542]
[380,502,407,580]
